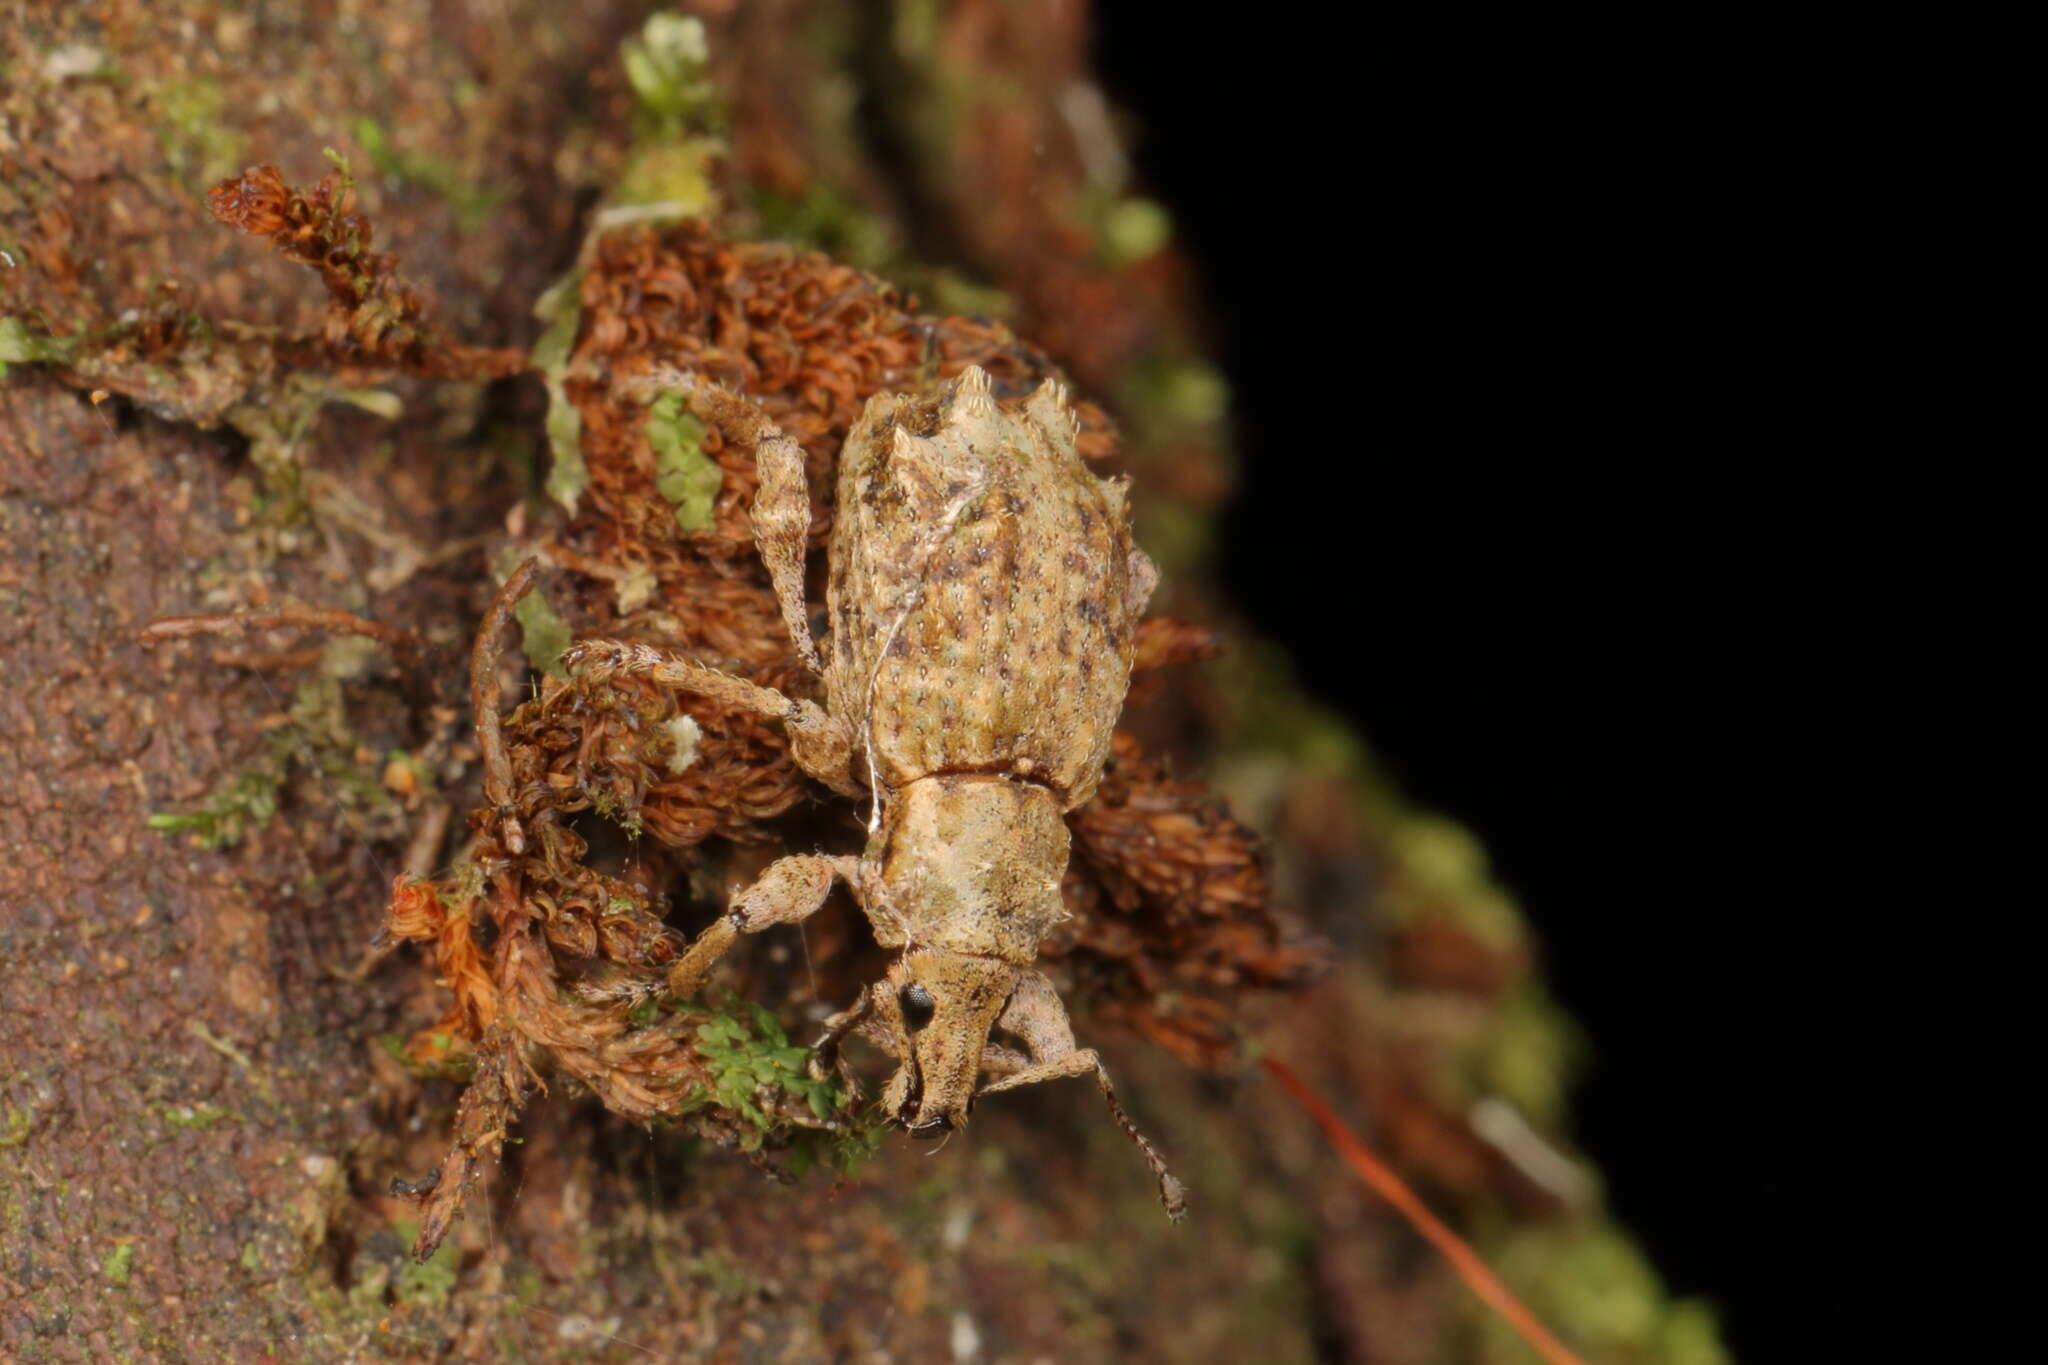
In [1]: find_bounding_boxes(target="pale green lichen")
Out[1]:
[102,1242,134,1287]
[147,639,397,849]
[488,551,572,678]
[528,12,735,519]
[646,390,723,533]
[529,266,588,514]
[514,588,572,678]
[1209,640,1726,1360]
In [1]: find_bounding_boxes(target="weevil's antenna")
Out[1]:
[1261,1055,1589,1365]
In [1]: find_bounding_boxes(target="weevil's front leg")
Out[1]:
[622,372,823,676]
[669,853,861,999]
[691,383,822,675]
[980,970,1188,1222]
[805,985,876,1096]
[559,641,860,797]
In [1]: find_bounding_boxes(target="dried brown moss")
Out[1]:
[207,163,527,380]
[383,221,1318,1257]
[1064,732,1326,1068]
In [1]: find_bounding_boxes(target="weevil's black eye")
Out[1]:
[899,983,936,1031]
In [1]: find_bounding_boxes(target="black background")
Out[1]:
[1094,9,1927,1360]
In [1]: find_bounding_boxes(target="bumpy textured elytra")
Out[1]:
[565,364,1185,1218]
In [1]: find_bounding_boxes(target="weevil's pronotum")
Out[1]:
[565,364,1186,1219]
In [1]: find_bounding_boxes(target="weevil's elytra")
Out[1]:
[564,364,1185,1220]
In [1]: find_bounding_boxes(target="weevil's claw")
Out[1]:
[388,1169,440,1199]
[1160,1171,1189,1224]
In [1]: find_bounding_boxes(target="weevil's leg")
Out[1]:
[805,985,876,1094]
[979,970,1188,1222]
[669,853,862,999]
[559,640,861,797]
[976,1041,1033,1076]
[673,381,823,677]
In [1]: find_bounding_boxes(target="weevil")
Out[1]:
[563,364,1186,1219]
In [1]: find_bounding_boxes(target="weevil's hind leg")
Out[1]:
[672,381,824,677]
[558,640,861,797]
[979,970,1188,1222]
[668,853,861,999]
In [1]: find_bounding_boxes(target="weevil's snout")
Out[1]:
[880,949,1016,1137]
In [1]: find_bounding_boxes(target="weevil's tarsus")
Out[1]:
[473,558,539,854]
[139,602,423,660]
[618,369,824,676]
[979,968,1187,1221]
[560,637,862,797]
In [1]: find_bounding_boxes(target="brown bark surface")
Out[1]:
[1,3,1727,1362]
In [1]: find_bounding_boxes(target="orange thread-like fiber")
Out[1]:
[1261,1055,1589,1365]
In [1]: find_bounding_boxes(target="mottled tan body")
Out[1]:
[829,377,1151,806]
[564,366,1183,1219]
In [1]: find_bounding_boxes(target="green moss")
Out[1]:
[622,13,721,133]
[646,391,723,532]
[377,1030,474,1082]
[394,1235,459,1307]
[147,645,396,849]
[0,315,80,378]
[222,375,343,528]
[1483,1224,1731,1365]
[686,1000,880,1168]
[0,1104,31,1149]
[146,749,287,850]
[1121,355,1231,432]
[748,182,899,272]
[150,78,249,187]
[610,12,725,216]
[348,116,508,232]
[1095,195,1173,267]
[683,1249,763,1302]
[614,139,723,215]
[588,783,645,837]
[160,1102,235,1130]
[102,1242,134,1287]
[1477,985,1583,1129]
